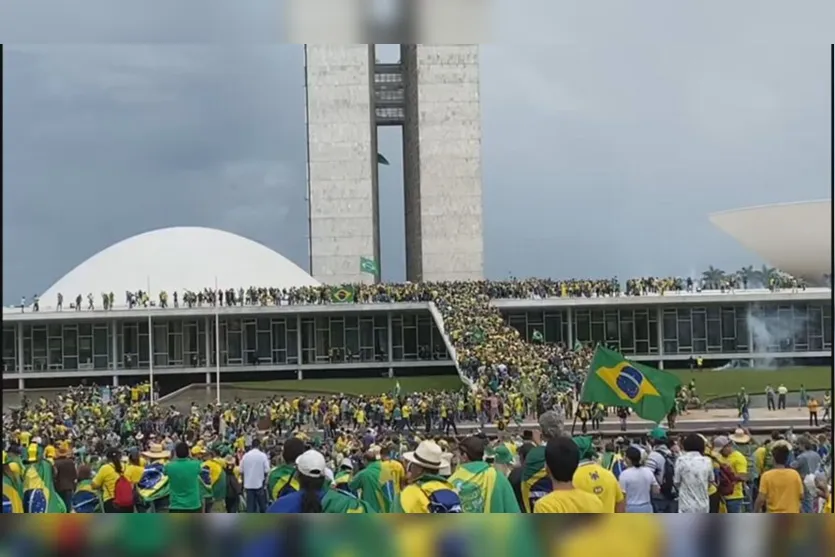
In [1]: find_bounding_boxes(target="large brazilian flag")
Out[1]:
[201,459,227,502]
[580,346,681,423]
[3,474,24,513]
[23,460,66,513]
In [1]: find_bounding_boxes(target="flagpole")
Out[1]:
[147,275,154,404]
[215,276,221,405]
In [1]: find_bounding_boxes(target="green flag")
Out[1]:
[377,153,390,165]
[531,330,544,343]
[580,346,680,424]
[394,380,401,397]
[330,286,355,303]
[573,340,583,351]
[472,328,485,344]
[360,257,379,275]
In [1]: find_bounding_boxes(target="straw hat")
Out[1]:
[729,428,751,444]
[403,440,444,471]
[142,443,171,460]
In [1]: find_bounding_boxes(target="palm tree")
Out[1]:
[753,265,777,288]
[701,266,725,289]
[737,265,755,288]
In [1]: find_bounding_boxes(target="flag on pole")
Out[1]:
[580,346,680,424]
[531,330,544,343]
[394,381,402,397]
[360,257,379,275]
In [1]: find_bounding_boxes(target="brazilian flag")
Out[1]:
[22,460,66,513]
[71,479,101,513]
[3,474,24,513]
[137,463,170,510]
[201,459,227,502]
[580,346,681,423]
[330,286,355,304]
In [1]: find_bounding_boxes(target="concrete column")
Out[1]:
[111,320,118,371]
[204,317,211,366]
[297,369,303,380]
[656,307,664,369]
[18,378,24,390]
[566,307,574,348]
[297,315,303,367]
[17,322,24,372]
[112,375,119,386]
[206,372,211,384]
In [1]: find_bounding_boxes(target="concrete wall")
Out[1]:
[401,44,484,282]
[305,45,379,285]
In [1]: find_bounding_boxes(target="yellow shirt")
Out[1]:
[381,459,406,495]
[758,468,803,513]
[572,462,624,513]
[534,488,604,513]
[92,463,121,502]
[753,446,767,477]
[553,515,662,557]
[124,463,145,484]
[717,450,747,500]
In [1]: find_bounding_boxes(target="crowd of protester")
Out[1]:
[3,384,831,514]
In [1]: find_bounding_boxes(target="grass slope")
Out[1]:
[669,367,831,399]
[230,367,831,398]
[230,376,465,396]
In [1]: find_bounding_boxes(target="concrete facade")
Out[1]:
[305,44,484,284]
[305,45,380,285]
[401,45,484,282]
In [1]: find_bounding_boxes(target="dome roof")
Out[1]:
[40,227,319,302]
[709,200,832,285]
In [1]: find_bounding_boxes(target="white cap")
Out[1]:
[295,450,327,479]
[340,458,354,470]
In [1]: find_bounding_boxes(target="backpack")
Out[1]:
[659,453,677,500]
[420,485,463,514]
[715,462,736,497]
[113,474,135,509]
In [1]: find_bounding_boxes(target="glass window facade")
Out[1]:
[504,301,831,357]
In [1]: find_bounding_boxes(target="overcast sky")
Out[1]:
[3,1,833,303]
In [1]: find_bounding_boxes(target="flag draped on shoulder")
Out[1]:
[71,479,101,513]
[268,465,299,502]
[22,460,66,513]
[137,463,170,504]
[580,346,680,424]
[3,474,24,513]
[202,459,227,502]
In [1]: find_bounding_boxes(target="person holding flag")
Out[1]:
[3,451,24,513]
[579,346,681,425]
[348,448,393,512]
[449,436,520,513]
[22,442,66,513]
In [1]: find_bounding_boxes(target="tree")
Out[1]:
[701,266,725,287]
[753,265,777,288]
[737,265,755,287]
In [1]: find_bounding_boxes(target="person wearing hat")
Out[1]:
[53,444,77,513]
[571,436,624,513]
[392,440,463,513]
[646,426,677,513]
[267,450,372,513]
[712,436,747,513]
[490,445,515,478]
[2,451,24,513]
[448,436,519,513]
[348,448,391,512]
[521,410,563,512]
[332,458,355,494]
[534,436,603,513]
[141,443,171,463]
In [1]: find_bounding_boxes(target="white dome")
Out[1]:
[40,227,319,302]
[709,200,832,284]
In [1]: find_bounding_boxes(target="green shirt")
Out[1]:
[164,458,203,511]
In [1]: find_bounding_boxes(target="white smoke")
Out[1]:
[745,305,806,369]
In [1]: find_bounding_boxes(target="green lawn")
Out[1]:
[228,367,831,399]
[670,367,832,399]
[229,376,465,396]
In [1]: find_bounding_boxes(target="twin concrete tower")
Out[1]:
[304,45,484,285]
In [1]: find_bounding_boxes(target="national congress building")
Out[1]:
[2,227,831,392]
